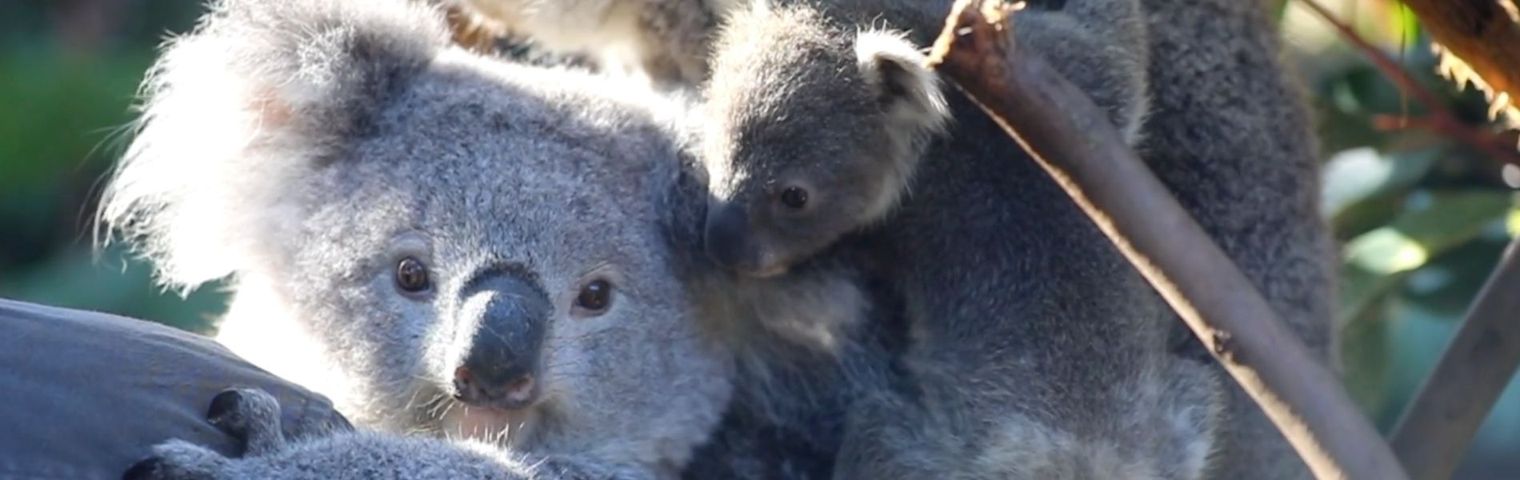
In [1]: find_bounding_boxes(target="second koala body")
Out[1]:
[698,3,1221,479]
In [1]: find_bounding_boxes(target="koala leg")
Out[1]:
[123,441,231,480]
[123,388,290,480]
[205,388,290,456]
[634,0,718,86]
[833,371,976,480]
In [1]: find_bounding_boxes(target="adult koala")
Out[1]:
[102,0,732,477]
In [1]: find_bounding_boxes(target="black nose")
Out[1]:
[704,204,751,270]
[451,270,548,410]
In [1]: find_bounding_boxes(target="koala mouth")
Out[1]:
[739,261,792,279]
[440,396,544,445]
[452,366,542,411]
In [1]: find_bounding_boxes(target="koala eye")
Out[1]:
[573,279,613,316]
[779,186,809,210]
[394,257,432,294]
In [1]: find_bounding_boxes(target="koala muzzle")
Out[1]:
[704,204,756,271]
[452,271,548,410]
[704,204,789,278]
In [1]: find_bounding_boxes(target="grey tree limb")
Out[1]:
[1390,238,1520,480]
[923,1,1409,478]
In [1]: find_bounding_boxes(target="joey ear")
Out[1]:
[854,30,950,136]
[100,0,450,289]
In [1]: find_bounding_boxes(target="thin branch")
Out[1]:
[925,1,1409,479]
[1296,0,1520,166]
[1369,114,1520,171]
[1390,238,1520,480]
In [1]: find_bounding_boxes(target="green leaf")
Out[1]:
[1401,237,1512,319]
[1338,190,1514,325]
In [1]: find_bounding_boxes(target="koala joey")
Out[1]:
[700,0,1151,278]
[698,2,1225,479]
[102,0,732,477]
[442,0,743,86]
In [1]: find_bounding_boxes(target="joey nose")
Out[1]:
[452,271,548,410]
[704,205,751,270]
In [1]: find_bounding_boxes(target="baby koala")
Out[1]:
[102,0,731,477]
[700,3,949,278]
[698,3,1223,479]
[443,0,741,86]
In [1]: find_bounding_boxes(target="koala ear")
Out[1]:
[100,0,449,289]
[854,30,950,137]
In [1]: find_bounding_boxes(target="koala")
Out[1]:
[1134,0,1338,478]
[697,2,1224,480]
[700,0,1150,279]
[442,0,742,86]
[100,0,734,477]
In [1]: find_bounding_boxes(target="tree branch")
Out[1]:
[1397,0,1520,122]
[924,1,1409,478]
[1296,0,1520,167]
[1390,238,1520,480]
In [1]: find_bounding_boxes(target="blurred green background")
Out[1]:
[0,0,1516,476]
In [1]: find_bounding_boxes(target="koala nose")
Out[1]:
[451,270,548,410]
[704,204,751,270]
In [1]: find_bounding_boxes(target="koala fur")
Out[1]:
[101,0,734,477]
[701,0,1151,279]
[1136,0,1338,478]
[443,0,743,86]
[697,2,1224,479]
[125,388,576,480]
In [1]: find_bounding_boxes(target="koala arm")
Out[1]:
[125,389,647,480]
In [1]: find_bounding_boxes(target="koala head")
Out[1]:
[699,4,948,278]
[101,0,730,472]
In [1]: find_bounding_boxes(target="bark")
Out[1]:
[1399,0,1520,122]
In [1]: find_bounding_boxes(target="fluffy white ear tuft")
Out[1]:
[854,29,950,138]
[98,0,448,290]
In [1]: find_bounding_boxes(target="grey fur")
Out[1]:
[102,0,734,477]
[1136,0,1337,478]
[696,1,1224,479]
[127,388,553,480]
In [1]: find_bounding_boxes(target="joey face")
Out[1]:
[703,150,895,278]
[699,6,946,278]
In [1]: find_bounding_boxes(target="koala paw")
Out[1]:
[123,388,289,480]
[205,388,289,455]
[122,440,232,480]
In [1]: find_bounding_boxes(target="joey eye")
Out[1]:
[394,257,431,293]
[573,279,613,315]
[780,186,809,210]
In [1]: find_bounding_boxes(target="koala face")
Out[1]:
[279,74,723,449]
[103,0,729,471]
[699,5,946,277]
